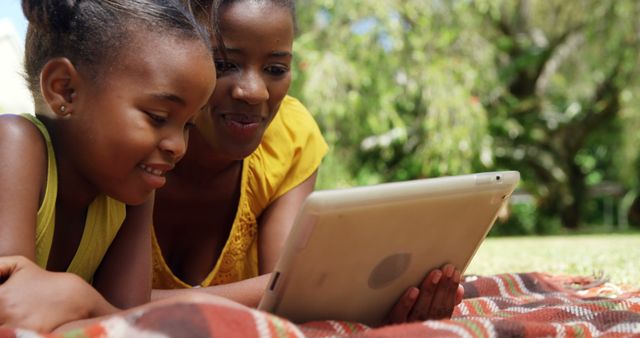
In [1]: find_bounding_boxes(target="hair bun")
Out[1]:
[22,0,78,31]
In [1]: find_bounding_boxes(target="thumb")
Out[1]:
[0,256,23,284]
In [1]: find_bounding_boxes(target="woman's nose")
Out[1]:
[232,70,269,104]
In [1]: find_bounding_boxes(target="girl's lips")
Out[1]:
[137,163,172,189]
[138,163,168,176]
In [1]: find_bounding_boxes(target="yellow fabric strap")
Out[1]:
[19,114,126,282]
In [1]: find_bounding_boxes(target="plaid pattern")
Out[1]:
[2,273,639,338]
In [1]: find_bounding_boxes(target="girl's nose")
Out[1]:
[159,128,187,162]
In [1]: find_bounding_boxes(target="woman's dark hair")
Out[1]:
[22,0,212,99]
[186,0,296,55]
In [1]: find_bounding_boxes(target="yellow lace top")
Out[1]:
[21,114,127,282]
[152,96,328,288]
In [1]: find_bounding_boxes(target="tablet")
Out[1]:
[258,171,519,325]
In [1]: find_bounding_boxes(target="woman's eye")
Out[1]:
[214,60,237,74]
[266,65,289,76]
[185,121,197,130]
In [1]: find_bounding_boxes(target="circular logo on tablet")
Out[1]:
[368,253,411,289]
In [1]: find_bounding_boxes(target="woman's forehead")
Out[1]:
[218,1,294,44]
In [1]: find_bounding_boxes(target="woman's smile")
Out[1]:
[220,113,264,139]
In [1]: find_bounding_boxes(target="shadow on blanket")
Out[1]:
[2,272,639,338]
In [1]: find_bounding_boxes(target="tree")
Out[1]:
[473,0,640,229]
[292,0,640,231]
[293,0,492,188]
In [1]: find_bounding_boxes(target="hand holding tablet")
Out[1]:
[259,171,520,326]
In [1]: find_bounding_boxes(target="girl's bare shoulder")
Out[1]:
[0,114,48,165]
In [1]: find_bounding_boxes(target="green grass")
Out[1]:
[465,233,640,286]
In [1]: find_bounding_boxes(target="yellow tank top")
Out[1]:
[152,96,328,288]
[21,114,126,282]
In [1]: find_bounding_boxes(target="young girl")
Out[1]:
[152,0,463,324]
[0,0,216,332]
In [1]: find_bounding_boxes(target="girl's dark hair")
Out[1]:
[22,0,212,99]
[186,0,296,55]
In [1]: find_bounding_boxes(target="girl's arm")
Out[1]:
[0,116,121,331]
[55,290,247,333]
[0,256,115,332]
[150,171,319,307]
[92,198,153,309]
[0,116,46,258]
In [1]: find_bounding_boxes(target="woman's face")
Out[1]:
[195,0,294,160]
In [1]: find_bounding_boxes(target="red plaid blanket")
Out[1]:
[2,272,639,337]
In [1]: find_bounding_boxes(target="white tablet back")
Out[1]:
[258,171,519,326]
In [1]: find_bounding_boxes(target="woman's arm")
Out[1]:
[258,171,318,272]
[92,198,154,309]
[151,274,270,307]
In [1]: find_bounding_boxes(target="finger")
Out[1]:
[455,284,465,305]
[386,287,419,324]
[428,265,460,319]
[407,268,441,322]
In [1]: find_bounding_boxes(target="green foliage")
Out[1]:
[490,203,537,236]
[292,0,640,232]
[293,0,493,187]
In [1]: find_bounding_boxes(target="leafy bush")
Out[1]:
[489,203,537,236]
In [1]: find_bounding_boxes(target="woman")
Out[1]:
[152,0,463,323]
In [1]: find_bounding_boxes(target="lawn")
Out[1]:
[465,233,640,287]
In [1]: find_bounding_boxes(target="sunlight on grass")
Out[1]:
[466,234,640,286]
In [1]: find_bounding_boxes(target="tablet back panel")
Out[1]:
[258,171,519,326]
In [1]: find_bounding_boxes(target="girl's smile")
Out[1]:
[138,163,173,189]
[61,30,216,205]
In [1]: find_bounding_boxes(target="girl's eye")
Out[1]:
[144,111,167,124]
[265,65,289,76]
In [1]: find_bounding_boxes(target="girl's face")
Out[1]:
[195,0,294,160]
[64,31,216,204]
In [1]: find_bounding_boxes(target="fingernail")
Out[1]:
[445,265,454,278]
[409,288,419,300]
[432,270,442,284]
[453,270,461,283]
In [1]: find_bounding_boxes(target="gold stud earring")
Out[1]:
[60,105,66,113]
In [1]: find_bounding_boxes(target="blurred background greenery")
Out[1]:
[289,0,640,236]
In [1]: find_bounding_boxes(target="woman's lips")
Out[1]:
[221,114,262,138]
[222,113,263,124]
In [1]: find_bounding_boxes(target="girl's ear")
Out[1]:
[40,58,80,118]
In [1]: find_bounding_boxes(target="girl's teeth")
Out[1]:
[140,164,163,176]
